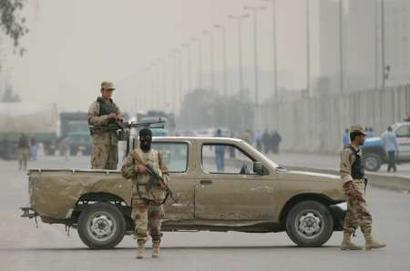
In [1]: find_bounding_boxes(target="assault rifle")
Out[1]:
[89,118,166,155]
[146,164,177,203]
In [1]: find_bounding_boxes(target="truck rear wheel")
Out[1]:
[285,200,334,247]
[78,202,126,249]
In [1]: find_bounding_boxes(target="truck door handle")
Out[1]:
[200,179,213,185]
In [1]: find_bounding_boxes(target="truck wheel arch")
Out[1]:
[72,192,131,222]
[279,193,340,228]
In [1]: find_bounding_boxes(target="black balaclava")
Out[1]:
[139,128,152,152]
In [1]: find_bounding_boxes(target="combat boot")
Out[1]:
[340,232,362,250]
[364,232,386,250]
[152,240,161,258]
[136,239,145,259]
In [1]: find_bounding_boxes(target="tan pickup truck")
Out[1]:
[22,137,346,249]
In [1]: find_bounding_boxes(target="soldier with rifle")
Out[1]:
[121,128,172,259]
[88,81,123,170]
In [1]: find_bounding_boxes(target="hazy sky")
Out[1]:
[4,0,311,114]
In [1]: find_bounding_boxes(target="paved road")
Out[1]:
[0,156,409,271]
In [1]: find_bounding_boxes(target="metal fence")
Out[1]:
[256,84,410,153]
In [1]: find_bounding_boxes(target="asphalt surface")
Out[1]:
[0,155,409,271]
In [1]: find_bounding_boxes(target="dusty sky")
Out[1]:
[5,0,312,114]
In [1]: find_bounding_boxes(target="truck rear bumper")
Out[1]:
[20,207,38,219]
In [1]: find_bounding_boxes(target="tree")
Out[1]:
[0,0,28,52]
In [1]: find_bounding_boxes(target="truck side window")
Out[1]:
[201,144,255,175]
[151,142,188,173]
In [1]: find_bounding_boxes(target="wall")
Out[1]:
[256,84,410,153]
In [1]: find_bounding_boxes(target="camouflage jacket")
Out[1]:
[121,148,169,201]
[88,98,121,146]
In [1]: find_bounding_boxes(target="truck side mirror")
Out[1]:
[253,162,265,175]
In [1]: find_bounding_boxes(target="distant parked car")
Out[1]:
[362,122,410,171]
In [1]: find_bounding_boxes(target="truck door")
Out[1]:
[194,143,275,221]
[151,142,195,220]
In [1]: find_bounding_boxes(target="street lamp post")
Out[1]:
[182,43,192,94]
[339,0,344,94]
[244,5,266,106]
[214,24,228,97]
[228,14,250,94]
[381,0,386,91]
[202,30,215,92]
[260,0,278,99]
[192,37,203,89]
[306,0,311,97]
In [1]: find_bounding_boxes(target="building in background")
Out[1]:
[312,0,410,96]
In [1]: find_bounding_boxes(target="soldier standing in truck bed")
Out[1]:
[88,81,122,170]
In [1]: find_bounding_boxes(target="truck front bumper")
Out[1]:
[329,202,347,230]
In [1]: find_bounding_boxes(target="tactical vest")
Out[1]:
[348,146,365,180]
[96,97,118,116]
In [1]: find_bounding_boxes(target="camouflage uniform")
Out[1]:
[340,145,372,235]
[121,148,168,242]
[17,134,30,171]
[339,125,385,250]
[88,97,121,170]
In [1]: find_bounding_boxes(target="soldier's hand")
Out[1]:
[135,164,148,174]
[108,112,118,120]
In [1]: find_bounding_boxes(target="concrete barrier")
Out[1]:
[289,166,410,193]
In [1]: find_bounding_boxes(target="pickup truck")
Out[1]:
[362,122,410,171]
[22,137,346,249]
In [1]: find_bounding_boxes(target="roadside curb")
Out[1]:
[288,166,410,193]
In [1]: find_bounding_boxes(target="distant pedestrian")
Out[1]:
[271,130,282,154]
[262,130,270,154]
[381,126,398,172]
[229,131,236,158]
[367,128,375,138]
[255,130,262,151]
[214,129,225,172]
[342,129,350,148]
[17,133,30,171]
[31,138,38,161]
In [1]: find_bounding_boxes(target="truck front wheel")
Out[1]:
[78,202,126,249]
[285,200,334,247]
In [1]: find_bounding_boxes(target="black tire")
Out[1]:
[363,153,382,172]
[77,202,126,249]
[285,200,334,247]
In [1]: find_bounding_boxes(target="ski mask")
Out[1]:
[139,128,152,152]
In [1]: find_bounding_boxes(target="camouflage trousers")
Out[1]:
[131,194,163,241]
[17,148,30,171]
[343,180,373,235]
[91,144,118,170]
